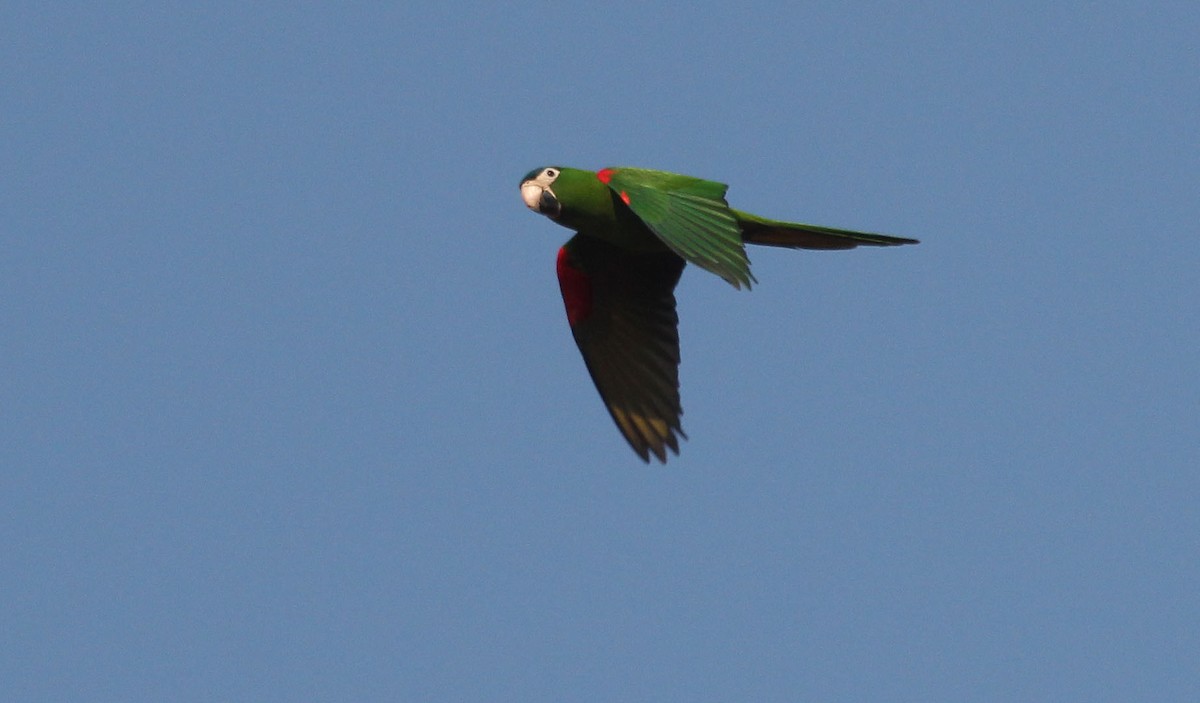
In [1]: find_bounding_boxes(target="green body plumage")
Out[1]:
[525,167,665,252]
[519,165,918,462]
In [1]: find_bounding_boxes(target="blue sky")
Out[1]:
[3,3,1197,701]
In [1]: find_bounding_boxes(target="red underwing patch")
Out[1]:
[556,246,593,326]
[619,190,631,205]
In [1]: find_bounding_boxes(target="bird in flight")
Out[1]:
[520,166,917,463]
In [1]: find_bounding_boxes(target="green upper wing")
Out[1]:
[599,167,755,289]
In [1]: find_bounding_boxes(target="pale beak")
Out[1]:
[520,181,543,211]
[520,181,561,217]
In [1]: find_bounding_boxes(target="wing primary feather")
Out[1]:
[599,324,678,450]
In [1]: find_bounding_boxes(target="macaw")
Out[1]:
[520,166,917,463]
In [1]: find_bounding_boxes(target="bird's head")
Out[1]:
[519,166,562,219]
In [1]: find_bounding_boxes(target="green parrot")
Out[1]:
[519,165,917,463]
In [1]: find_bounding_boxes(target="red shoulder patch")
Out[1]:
[596,168,616,184]
[556,246,593,326]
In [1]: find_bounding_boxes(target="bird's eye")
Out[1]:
[545,168,558,178]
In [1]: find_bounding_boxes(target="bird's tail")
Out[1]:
[734,209,919,250]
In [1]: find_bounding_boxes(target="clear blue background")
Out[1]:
[4,3,1197,701]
